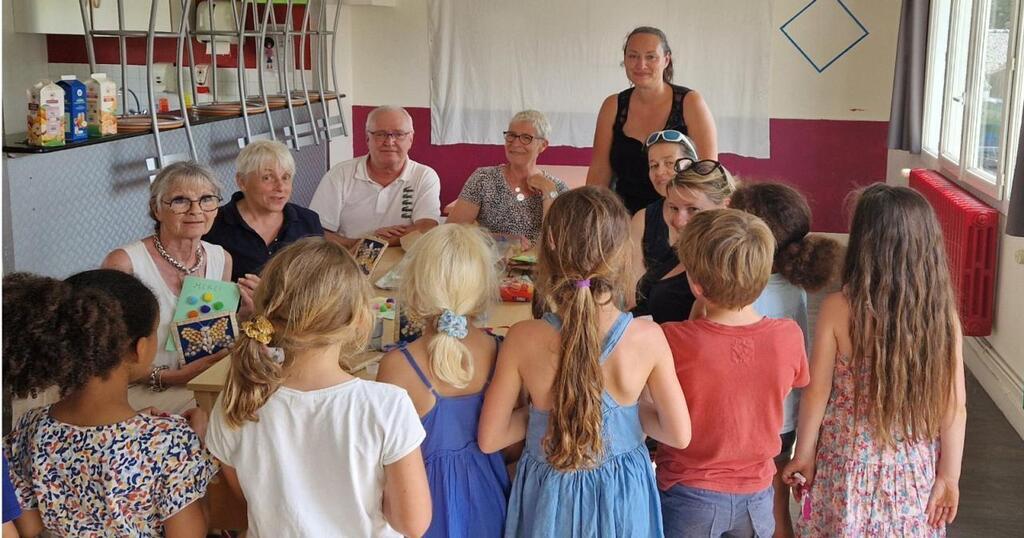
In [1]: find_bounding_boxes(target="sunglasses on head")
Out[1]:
[674,158,723,176]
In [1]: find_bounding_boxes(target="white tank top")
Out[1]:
[121,239,227,369]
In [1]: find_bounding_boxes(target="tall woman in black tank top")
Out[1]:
[587,26,719,214]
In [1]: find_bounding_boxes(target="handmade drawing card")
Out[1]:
[354,236,389,276]
[173,312,239,364]
[165,276,241,351]
[394,302,425,345]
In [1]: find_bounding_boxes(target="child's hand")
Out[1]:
[182,407,210,444]
[926,475,959,528]
[782,457,815,500]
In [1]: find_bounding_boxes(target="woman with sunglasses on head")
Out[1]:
[626,130,697,309]
[587,26,718,214]
[102,161,234,413]
[631,159,736,323]
[448,110,569,244]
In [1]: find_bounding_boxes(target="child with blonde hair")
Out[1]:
[784,184,966,536]
[479,186,691,537]
[658,209,809,537]
[205,237,431,537]
[377,223,510,538]
[728,181,842,537]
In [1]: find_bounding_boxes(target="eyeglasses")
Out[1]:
[674,158,723,176]
[368,130,411,142]
[503,131,543,145]
[162,195,222,214]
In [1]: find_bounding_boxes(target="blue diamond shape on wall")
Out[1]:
[780,0,869,73]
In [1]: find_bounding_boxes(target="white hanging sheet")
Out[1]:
[426,0,772,157]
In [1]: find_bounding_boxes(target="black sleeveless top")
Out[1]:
[631,260,696,324]
[610,84,691,214]
[641,198,676,270]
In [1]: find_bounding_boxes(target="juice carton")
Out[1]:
[87,73,118,137]
[56,75,88,142]
[27,80,65,147]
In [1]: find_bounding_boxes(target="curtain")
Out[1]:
[1006,117,1024,236]
[426,0,772,157]
[887,0,930,153]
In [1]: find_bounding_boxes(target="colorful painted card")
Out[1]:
[173,312,238,363]
[165,276,241,351]
[354,236,389,276]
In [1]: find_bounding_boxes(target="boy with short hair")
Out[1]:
[657,209,810,537]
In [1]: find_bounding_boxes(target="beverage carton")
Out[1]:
[27,80,65,147]
[56,75,88,142]
[87,73,118,137]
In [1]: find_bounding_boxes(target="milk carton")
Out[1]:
[56,75,88,142]
[27,80,65,147]
[87,73,118,137]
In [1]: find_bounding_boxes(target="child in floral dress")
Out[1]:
[784,184,967,537]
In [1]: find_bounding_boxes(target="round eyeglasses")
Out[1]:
[161,195,222,214]
[674,158,723,176]
[503,131,542,145]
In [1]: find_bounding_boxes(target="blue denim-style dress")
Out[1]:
[504,312,663,537]
[397,341,510,538]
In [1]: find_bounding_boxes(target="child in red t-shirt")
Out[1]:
[657,209,810,537]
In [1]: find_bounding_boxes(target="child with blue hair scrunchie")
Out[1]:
[377,224,512,538]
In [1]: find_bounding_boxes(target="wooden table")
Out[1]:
[189,247,532,412]
[188,245,533,532]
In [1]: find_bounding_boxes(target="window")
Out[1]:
[924,0,1023,204]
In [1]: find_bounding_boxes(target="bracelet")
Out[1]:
[149,366,170,392]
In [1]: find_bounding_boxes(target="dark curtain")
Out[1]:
[1005,117,1024,236]
[887,0,931,153]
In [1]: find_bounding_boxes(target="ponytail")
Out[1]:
[544,279,606,471]
[776,235,843,292]
[222,323,289,428]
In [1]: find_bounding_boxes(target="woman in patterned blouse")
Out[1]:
[2,269,218,537]
[447,110,569,243]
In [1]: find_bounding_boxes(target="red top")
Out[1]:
[657,317,810,494]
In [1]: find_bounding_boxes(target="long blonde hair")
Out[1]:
[221,237,372,427]
[400,224,499,388]
[535,186,631,471]
[844,184,959,446]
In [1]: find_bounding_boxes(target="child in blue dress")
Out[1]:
[479,186,692,537]
[378,223,511,538]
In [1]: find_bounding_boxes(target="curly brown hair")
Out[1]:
[728,182,841,292]
[3,270,158,398]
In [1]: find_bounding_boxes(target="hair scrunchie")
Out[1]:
[437,309,468,339]
[241,315,274,345]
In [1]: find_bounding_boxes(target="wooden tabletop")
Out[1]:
[187,245,533,403]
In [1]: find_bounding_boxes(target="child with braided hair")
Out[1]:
[377,223,511,538]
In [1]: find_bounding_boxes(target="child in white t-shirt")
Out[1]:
[206,237,431,537]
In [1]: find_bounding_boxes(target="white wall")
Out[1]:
[2,0,50,133]
[887,150,1024,438]
[345,0,901,121]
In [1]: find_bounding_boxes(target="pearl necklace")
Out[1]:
[152,234,204,275]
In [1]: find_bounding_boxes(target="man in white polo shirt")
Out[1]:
[310,105,441,247]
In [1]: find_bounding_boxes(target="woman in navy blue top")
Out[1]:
[204,140,323,283]
[587,26,718,213]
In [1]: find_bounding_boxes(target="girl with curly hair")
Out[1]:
[3,269,218,537]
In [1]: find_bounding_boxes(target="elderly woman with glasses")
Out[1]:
[447,109,569,244]
[102,161,234,413]
[586,26,718,214]
[204,139,322,285]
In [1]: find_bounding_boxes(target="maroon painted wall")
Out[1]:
[352,105,888,233]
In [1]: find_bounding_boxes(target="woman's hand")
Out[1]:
[526,173,556,197]
[782,456,816,500]
[926,475,960,528]
[161,349,229,386]
[237,273,261,320]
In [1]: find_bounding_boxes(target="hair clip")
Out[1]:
[575,279,591,289]
[241,315,274,345]
[437,309,468,339]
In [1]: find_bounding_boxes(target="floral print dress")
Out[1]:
[4,406,218,537]
[798,354,943,537]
